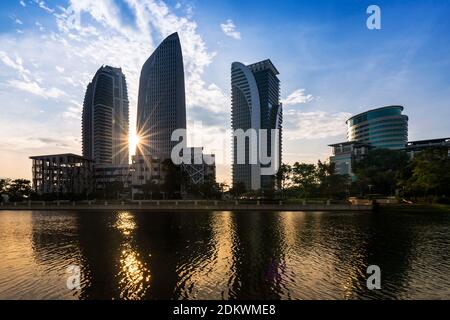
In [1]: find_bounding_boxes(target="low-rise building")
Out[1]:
[329,142,371,180]
[30,153,94,195]
[94,164,132,191]
[404,138,450,158]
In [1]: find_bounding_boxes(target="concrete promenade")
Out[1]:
[0,200,372,212]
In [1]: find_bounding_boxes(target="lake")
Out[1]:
[0,210,449,300]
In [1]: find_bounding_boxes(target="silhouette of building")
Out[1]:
[30,154,94,195]
[82,65,129,165]
[231,59,282,191]
[136,32,186,160]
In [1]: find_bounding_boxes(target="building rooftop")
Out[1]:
[30,153,92,160]
[406,137,450,146]
[246,59,280,75]
[346,105,404,123]
[328,141,371,147]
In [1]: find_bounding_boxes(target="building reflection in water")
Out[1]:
[114,211,151,300]
[174,211,237,299]
[9,209,448,300]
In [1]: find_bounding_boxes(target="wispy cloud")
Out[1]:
[0,0,228,166]
[283,89,313,105]
[284,110,351,140]
[220,19,241,40]
[8,79,66,99]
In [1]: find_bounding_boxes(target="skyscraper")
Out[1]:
[231,59,282,191]
[136,32,187,160]
[82,66,129,165]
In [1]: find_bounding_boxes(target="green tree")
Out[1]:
[353,149,408,196]
[316,161,350,199]
[276,163,293,197]
[401,149,450,201]
[291,162,318,198]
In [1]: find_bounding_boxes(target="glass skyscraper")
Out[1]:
[346,105,408,149]
[231,59,282,191]
[136,32,186,160]
[82,66,129,165]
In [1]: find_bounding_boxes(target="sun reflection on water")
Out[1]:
[114,211,151,300]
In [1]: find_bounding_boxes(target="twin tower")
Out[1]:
[81,32,282,191]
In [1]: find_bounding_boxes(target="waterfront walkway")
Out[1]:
[0,200,372,211]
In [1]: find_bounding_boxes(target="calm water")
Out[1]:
[0,210,449,300]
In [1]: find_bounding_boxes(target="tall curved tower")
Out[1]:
[82,66,129,165]
[231,59,282,191]
[136,32,186,160]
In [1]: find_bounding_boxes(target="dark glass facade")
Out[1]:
[347,105,408,150]
[82,66,129,165]
[136,32,186,160]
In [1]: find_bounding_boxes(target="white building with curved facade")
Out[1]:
[231,59,282,192]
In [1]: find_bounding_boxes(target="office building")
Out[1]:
[346,105,408,150]
[136,32,186,160]
[231,59,282,191]
[82,65,129,165]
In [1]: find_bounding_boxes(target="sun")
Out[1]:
[129,133,141,155]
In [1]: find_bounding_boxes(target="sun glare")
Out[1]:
[129,133,140,155]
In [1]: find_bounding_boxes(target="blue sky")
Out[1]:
[1,0,449,183]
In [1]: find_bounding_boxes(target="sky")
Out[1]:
[0,0,449,184]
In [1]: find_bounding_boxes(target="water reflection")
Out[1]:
[114,212,151,300]
[0,210,449,299]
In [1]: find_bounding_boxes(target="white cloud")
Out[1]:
[33,0,55,13]
[8,79,66,99]
[20,1,26,7]
[0,0,229,169]
[15,19,23,25]
[220,19,241,40]
[282,89,313,105]
[283,110,351,140]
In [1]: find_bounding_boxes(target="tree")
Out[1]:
[142,180,161,199]
[353,149,408,196]
[161,159,187,199]
[229,181,247,199]
[401,149,450,201]
[276,163,293,197]
[104,181,124,199]
[291,162,318,198]
[7,179,32,202]
[0,179,10,194]
[316,161,350,199]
